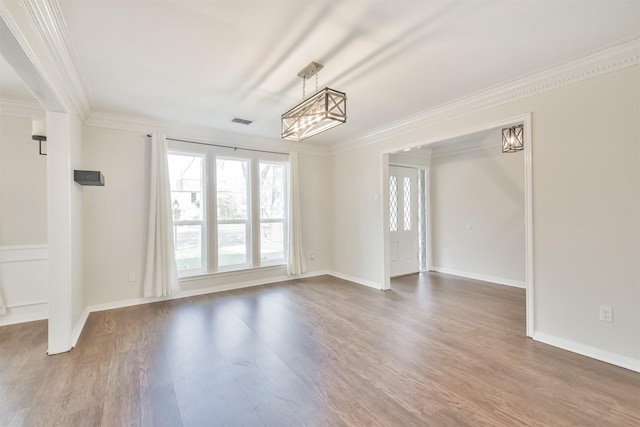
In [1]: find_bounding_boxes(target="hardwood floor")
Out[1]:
[1,273,638,426]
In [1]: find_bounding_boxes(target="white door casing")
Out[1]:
[389,166,419,277]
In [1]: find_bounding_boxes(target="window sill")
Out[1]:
[178,264,287,283]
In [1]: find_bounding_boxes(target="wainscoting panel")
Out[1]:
[0,245,48,326]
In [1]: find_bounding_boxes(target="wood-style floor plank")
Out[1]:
[0,273,638,426]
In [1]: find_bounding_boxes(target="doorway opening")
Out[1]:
[388,164,429,278]
[382,114,533,337]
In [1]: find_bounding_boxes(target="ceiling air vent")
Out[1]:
[231,118,253,125]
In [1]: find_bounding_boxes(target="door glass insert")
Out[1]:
[403,176,411,230]
[389,175,398,231]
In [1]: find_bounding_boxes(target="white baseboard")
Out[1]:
[85,270,331,314]
[328,271,383,290]
[533,331,640,373]
[0,306,48,326]
[71,307,90,347]
[431,266,525,289]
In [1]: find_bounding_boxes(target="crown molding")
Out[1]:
[0,97,45,119]
[86,111,331,157]
[330,36,640,156]
[21,0,93,119]
[430,142,502,160]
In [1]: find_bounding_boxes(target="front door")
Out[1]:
[389,166,419,277]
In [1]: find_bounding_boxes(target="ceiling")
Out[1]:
[0,54,36,101]
[3,1,639,145]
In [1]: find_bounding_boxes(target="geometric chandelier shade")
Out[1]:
[502,124,524,153]
[282,61,347,141]
[282,87,347,141]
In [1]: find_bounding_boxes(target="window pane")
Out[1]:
[389,175,398,231]
[261,222,284,262]
[260,162,286,219]
[218,223,247,266]
[403,176,411,231]
[174,224,202,271]
[217,158,248,220]
[168,154,203,221]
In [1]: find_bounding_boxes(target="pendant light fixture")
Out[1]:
[281,62,347,141]
[502,124,524,153]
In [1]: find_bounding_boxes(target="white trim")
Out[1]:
[381,154,391,290]
[179,264,287,282]
[425,165,433,271]
[83,270,330,314]
[71,306,90,347]
[0,244,48,263]
[430,267,525,289]
[0,245,49,326]
[6,299,48,308]
[387,161,428,169]
[0,97,45,119]
[329,271,383,290]
[533,331,640,373]
[331,37,640,155]
[0,2,66,112]
[0,307,47,326]
[523,113,534,338]
[429,142,501,159]
[21,0,93,118]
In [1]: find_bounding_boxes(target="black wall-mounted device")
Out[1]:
[74,170,105,186]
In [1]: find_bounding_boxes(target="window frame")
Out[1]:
[167,141,289,279]
[215,155,252,272]
[167,150,207,277]
[258,160,289,266]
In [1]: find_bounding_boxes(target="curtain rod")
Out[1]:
[146,135,289,156]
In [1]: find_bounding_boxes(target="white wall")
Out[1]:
[431,139,525,286]
[82,126,333,307]
[333,146,385,288]
[0,114,47,244]
[0,0,86,352]
[0,113,48,325]
[332,66,640,363]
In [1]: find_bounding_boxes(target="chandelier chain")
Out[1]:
[302,77,306,100]
[315,73,319,93]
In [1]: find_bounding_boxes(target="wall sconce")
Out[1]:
[31,120,47,156]
[502,124,524,153]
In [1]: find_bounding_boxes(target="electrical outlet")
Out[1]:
[599,305,613,323]
[128,272,136,283]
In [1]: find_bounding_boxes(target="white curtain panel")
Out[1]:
[143,133,179,297]
[287,152,307,276]
[0,286,6,316]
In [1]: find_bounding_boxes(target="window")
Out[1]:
[259,162,287,264]
[216,158,250,269]
[168,153,206,276]
[168,147,288,277]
